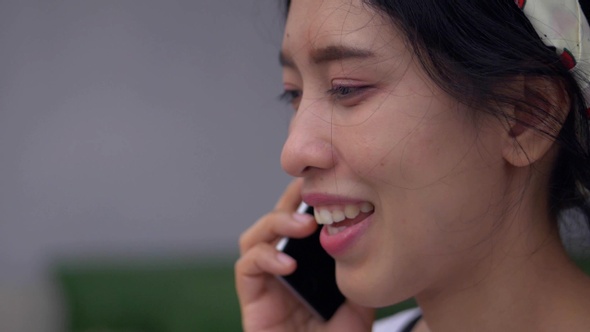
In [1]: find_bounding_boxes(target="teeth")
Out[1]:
[361,202,374,213]
[332,210,345,222]
[344,205,360,219]
[314,209,322,223]
[314,209,334,225]
[327,225,346,235]
[312,203,375,225]
[320,209,333,224]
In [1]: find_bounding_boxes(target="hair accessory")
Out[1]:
[515,0,590,116]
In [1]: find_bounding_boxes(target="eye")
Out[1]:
[326,84,371,101]
[279,89,302,109]
[328,85,354,97]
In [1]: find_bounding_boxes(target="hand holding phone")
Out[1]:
[275,202,346,321]
[236,181,373,331]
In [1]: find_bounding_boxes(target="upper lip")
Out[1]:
[302,193,370,207]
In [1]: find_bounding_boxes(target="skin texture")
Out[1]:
[236,0,590,331]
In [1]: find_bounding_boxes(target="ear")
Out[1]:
[502,76,568,167]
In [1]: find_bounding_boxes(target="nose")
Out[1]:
[281,107,335,177]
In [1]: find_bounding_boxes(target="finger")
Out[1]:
[274,178,303,212]
[239,210,316,254]
[235,243,297,303]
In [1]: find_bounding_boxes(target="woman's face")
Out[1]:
[280,0,509,306]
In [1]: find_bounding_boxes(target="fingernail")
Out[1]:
[292,212,313,223]
[277,252,295,265]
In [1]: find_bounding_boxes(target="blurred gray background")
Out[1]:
[0,1,290,329]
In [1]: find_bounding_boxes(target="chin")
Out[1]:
[335,266,413,308]
[337,280,410,308]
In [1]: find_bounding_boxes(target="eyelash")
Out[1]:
[326,85,369,99]
[279,85,370,106]
[279,90,302,105]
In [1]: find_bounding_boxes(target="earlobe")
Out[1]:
[501,77,568,167]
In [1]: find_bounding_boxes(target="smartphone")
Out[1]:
[275,202,345,321]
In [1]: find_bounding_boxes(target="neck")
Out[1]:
[414,203,590,332]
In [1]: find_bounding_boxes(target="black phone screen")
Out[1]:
[277,205,345,320]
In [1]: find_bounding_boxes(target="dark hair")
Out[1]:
[282,0,590,230]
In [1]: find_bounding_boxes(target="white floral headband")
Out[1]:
[516,0,590,114]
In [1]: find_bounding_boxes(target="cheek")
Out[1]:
[347,124,456,187]
[337,102,470,186]
[352,110,505,239]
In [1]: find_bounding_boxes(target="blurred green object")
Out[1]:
[57,258,590,332]
[57,259,241,332]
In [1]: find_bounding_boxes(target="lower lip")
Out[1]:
[319,214,373,256]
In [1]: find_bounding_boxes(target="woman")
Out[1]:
[236,0,590,331]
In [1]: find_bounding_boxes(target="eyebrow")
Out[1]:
[279,45,375,68]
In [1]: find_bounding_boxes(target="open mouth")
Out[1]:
[313,202,375,235]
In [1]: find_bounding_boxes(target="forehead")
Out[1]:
[282,0,394,57]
